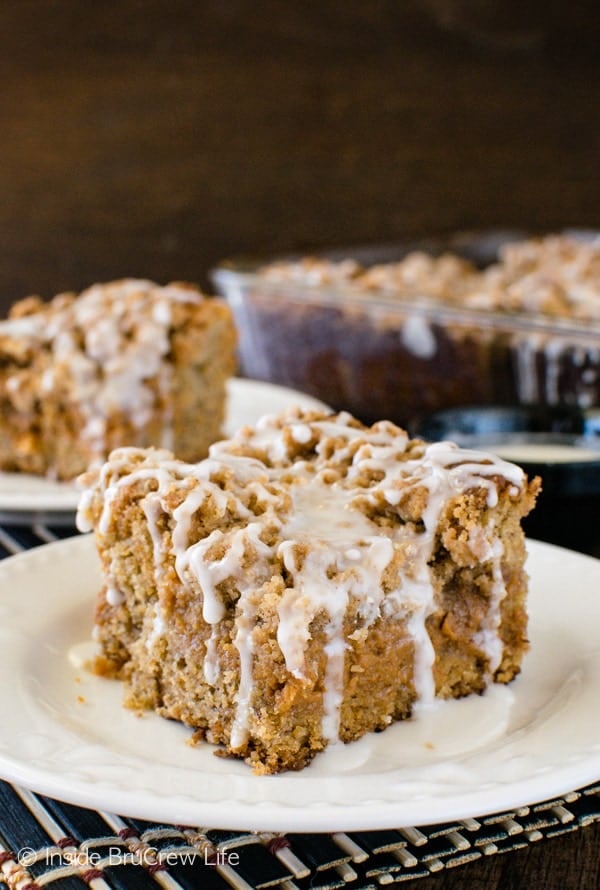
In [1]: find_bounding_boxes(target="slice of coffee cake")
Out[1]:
[78,409,539,773]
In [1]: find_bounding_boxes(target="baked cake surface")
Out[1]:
[77,409,540,774]
[0,278,236,479]
[260,234,600,320]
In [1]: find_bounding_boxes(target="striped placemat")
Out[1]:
[0,781,598,889]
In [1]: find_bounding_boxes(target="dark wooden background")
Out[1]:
[0,4,599,887]
[1,1,599,306]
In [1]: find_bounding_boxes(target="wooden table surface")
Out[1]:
[398,827,600,890]
[0,3,598,887]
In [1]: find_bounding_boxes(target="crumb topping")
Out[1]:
[259,234,600,321]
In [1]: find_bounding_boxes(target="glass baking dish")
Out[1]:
[213,231,600,429]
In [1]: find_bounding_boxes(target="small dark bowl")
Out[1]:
[413,405,600,556]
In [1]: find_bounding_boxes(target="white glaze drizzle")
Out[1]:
[401,313,437,359]
[78,411,527,748]
[472,537,505,674]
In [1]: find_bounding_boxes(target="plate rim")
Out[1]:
[0,535,598,831]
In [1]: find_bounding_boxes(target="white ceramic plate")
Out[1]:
[0,379,329,523]
[0,536,598,831]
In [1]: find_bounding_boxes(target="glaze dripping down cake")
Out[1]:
[77,409,540,774]
[0,278,236,479]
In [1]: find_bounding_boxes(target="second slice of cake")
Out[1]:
[77,409,540,774]
[0,278,236,479]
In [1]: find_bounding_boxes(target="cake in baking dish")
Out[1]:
[0,279,236,480]
[77,408,540,774]
[219,233,600,428]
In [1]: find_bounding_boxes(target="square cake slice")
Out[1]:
[0,278,236,479]
[77,409,540,774]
